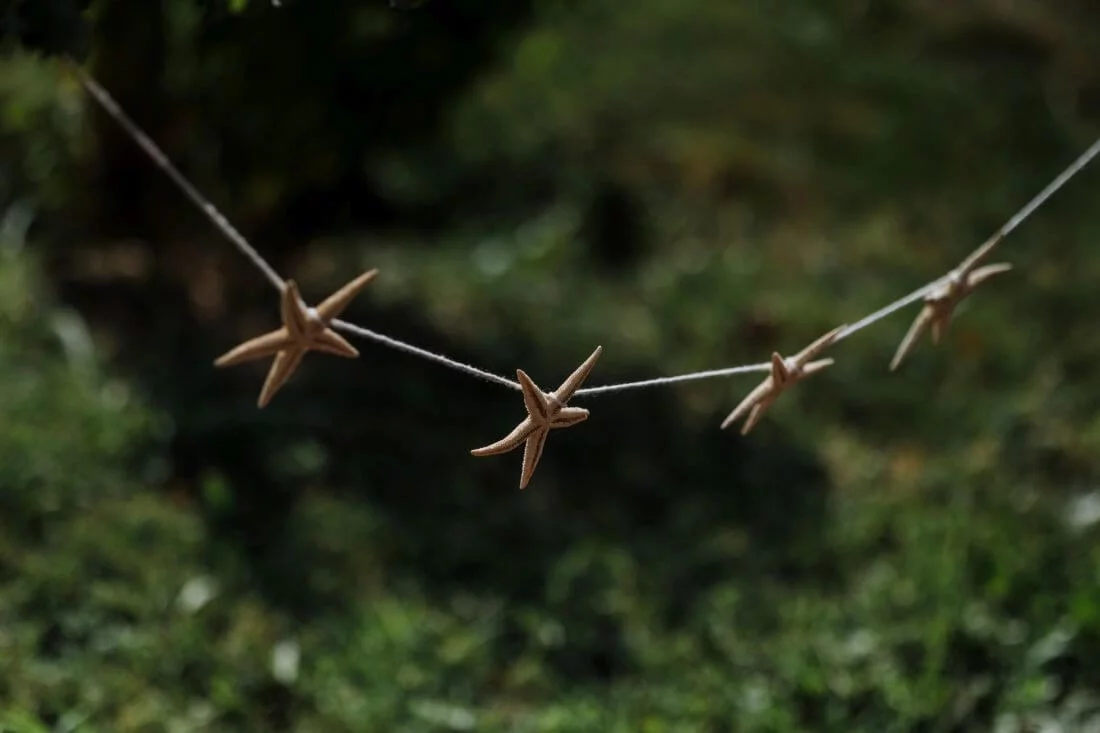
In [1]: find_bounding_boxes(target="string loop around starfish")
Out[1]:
[471,346,603,489]
[721,325,846,435]
[889,236,1013,372]
[214,270,378,407]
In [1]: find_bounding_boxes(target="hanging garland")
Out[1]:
[65,58,1100,490]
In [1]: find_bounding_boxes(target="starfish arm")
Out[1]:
[930,311,952,344]
[214,328,294,367]
[742,392,782,434]
[551,346,604,404]
[965,262,1013,289]
[800,358,834,378]
[958,234,1004,274]
[470,419,538,457]
[889,306,934,371]
[770,352,790,387]
[740,401,767,435]
[720,378,772,430]
[740,404,763,435]
[517,370,550,423]
[280,281,312,341]
[315,269,379,322]
[550,406,589,429]
[309,328,360,358]
[257,347,306,408]
[793,325,847,365]
[518,427,550,490]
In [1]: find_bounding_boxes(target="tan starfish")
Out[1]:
[214,269,378,407]
[721,325,846,435]
[889,235,1012,371]
[471,346,603,490]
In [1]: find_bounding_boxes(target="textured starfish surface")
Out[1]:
[721,325,847,435]
[471,346,603,490]
[890,236,1012,371]
[215,269,378,407]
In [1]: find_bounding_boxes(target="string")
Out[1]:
[331,320,521,390]
[830,135,1100,343]
[574,363,771,397]
[70,58,1100,398]
[68,57,521,390]
[568,278,945,397]
[833,280,945,342]
[66,59,285,291]
[576,136,1100,394]
[569,284,941,397]
[998,137,1100,240]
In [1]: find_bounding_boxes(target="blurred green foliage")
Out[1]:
[1,0,1100,730]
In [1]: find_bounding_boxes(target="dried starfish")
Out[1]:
[720,325,846,435]
[889,235,1012,371]
[471,346,603,490]
[215,270,378,407]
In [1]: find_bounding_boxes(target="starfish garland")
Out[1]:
[215,269,379,407]
[721,325,846,435]
[471,346,603,490]
[889,236,1012,371]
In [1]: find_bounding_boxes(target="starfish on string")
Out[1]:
[889,235,1012,371]
[215,270,378,407]
[471,346,603,490]
[70,57,1100,416]
[721,325,846,435]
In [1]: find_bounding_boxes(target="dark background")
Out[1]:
[2,0,1100,730]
